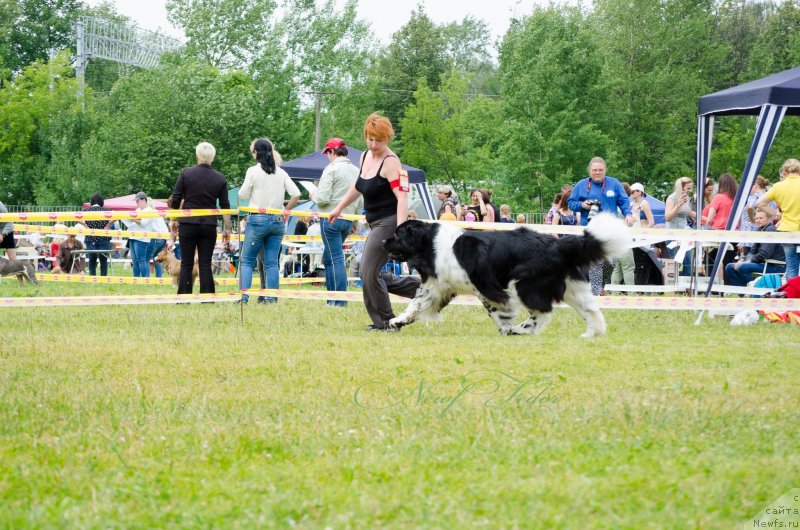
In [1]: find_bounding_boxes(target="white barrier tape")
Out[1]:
[241,289,800,311]
[0,209,237,222]
[448,220,800,244]
[283,235,368,242]
[2,287,796,310]
[0,293,240,307]
[16,223,171,240]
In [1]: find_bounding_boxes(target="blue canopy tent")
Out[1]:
[281,148,436,219]
[696,66,800,296]
[644,195,666,226]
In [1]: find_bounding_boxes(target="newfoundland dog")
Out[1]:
[382,214,631,337]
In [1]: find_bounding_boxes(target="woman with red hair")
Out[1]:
[329,113,421,331]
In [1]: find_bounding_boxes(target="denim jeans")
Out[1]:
[783,243,799,279]
[724,261,785,287]
[321,218,352,306]
[129,239,150,278]
[240,214,284,302]
[147,239,166,278]
[86,239,110,276]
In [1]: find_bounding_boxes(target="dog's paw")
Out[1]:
[509,324,532,336]
[388,317,408,329]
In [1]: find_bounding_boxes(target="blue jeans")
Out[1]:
[783,243,799,279]
[86,239,110,276]
[129,239,150,277]
[147,239,166,277]
[321,218,352,306]
[240,214,284,302]
[725,261,785,287]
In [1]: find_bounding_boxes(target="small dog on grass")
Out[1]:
[0,257,40,285]
[154,247,198,287]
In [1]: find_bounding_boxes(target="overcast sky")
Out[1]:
[84,0,583,45]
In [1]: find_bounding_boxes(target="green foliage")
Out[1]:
[0,0,81,79]
[3,0,800,213]
[78,57,305,200]
[373,6,451,127]
[400,72,502,198]
[0,52,82,202]
[166,0,278,69]
[497,8,609,209]
[590,0,722,191]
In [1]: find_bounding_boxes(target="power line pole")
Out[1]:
[313,91,334,151]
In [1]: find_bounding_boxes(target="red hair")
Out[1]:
[363,112,394,142]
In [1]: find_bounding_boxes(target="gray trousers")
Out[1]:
[611,248,636,285]
[361,215,421,327]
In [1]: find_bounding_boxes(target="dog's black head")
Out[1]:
[383,220,434,261]
[383,220,439,281]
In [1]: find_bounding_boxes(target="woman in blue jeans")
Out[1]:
[314,138,362,306]
[126,192,156,277]
[238,138,300,303]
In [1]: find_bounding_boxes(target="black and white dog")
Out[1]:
[382,214,631,337]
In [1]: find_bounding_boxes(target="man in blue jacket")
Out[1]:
[567,157,633,295]
[568,157,634,226]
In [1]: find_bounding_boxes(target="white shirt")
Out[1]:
[239,165,301,210]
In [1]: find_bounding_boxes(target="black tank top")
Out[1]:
[355,153,398,223]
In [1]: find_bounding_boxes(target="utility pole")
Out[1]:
[75,18,87,112]
[313,91,334,151]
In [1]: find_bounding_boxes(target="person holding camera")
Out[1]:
[568,157,633,294]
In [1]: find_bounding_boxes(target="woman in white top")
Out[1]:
[125,192,157,277]
[628,182,655,228]
[140,197,170,278]
[238,138,301,303]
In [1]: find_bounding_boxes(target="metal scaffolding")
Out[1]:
[74,17,183,107]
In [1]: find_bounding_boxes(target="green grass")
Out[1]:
[1,280,799,528]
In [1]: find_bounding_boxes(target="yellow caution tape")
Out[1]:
[0,209,237,222]
[239,206,366,222]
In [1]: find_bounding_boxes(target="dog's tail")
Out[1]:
[557,213,633,268]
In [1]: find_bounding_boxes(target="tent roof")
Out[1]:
[103,194,168,211]
[698,65,800,116]
[643,194,665,226]
[281,148,426,183]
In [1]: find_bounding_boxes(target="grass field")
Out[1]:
[1,280,799,528]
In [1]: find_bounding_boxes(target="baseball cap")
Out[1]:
[630,183,645,194]
[134,191,148,201]
[322,138,346,154]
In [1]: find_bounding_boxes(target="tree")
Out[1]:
[400,71,501,198]
[166,0,278,69]
[64,56,305,203]
[2,0,81,79]
[589,0,725,193]
[0,51,82,203]
[497,8,610,210]
[373,6,450,128]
